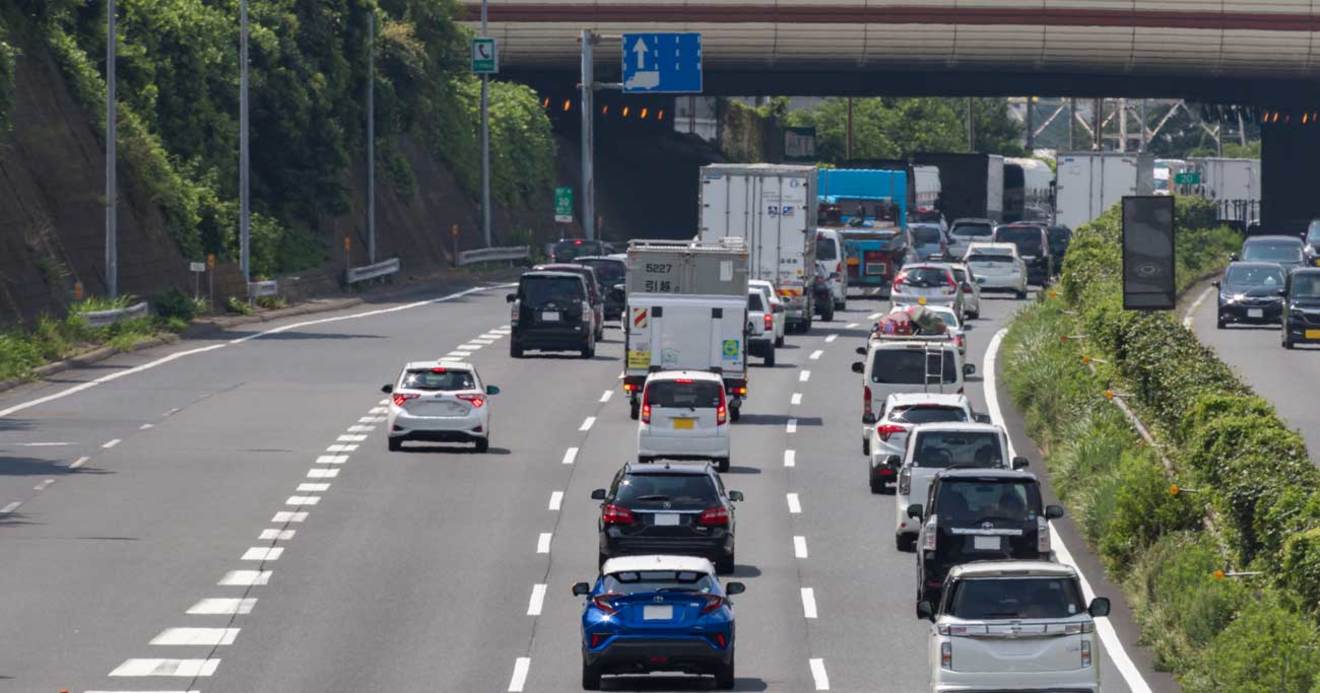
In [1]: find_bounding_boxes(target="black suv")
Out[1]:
[993,223,1054,285]
[1282,267,1320,349]
[592,462,743,574]
[534,263,606,341]
[507,271,595,358]
[909,469,1063,605]
[575,256,627,321]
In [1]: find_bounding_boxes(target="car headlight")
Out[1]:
[1228,294,1245,304]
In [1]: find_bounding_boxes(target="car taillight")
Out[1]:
[955,334,965,349]
[923,516,938,551]
[709,632,728,648]
[940,641,953,669]
[1038,516,1051,554]
[962,282,973,292]
[592,594,619,615]
[623,382,637,393]
[717,390,728,425]
[863,386,873,416]
[893,273,906,289]
[899,467,911,495]
[582,300,592,318]
[510,299,519,323]
[392,393,418,407]
[1081,639,1092,668]
[590,633,610,647]
[456,394,485,408]
[641,388,652,423]
[602,504,635,525]
[836,261,843,275]
[701,595,725,614]
[698,506,730,526]
[943,275,957,294]
[764,313,773,330]
[876,423,907,441]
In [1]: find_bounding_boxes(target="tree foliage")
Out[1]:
[784,97,1024,162]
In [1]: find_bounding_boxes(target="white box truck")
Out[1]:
[1055,152,1155,230]
[699,163,820,332]
[1187,157,1260,202]
[623,239,751,421]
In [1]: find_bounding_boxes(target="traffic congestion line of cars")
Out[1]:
[1214,231,1320,348]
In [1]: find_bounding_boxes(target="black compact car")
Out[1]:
[507,271,595,358]
[993,223,1054,285]
[533,263,605,341]
[575,256,627,321]
[1282,268,1320,349]
[910,469,1063,606]
[592,462,743,574]
[1215,262,1286,328]
[1237,235,1307,272]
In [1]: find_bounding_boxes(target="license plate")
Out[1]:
[1248,308,1263,318]
[1307,329,1320,340]
[643,605,674,620]
[541,310,560,322]
[973,535,1000,551]
[653,513,680,526]
[672,418,695,430]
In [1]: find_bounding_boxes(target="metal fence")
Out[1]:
[346,257,401,284]
[82,301,149,328]
[456,246,530,266]
[248,280,279,297]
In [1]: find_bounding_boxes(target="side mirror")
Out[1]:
[590,489,607,501]
[381,384,394,394]
[1230,253,1240,261]
[728,490,744,502]
[1278,289,1288,297]
[506,293,517,303]
[855,346,867,356]
[907,503,924,519]
[572,582,591,597]
[1211,280,1221,288]
[486,385,501,395]
[963,364,976,376]
[851,362,865,374]
[862,412,877,425]
[917,600,935,621]
[1045,504,1065,520]
[724,582,746,596]
[1088,597,1111,618]
[1012,456,1030,470]
[885,455,902,468]
[974,413,992,424]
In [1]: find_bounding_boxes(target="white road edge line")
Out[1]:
[562,447,579,465]
[800,587,818,618]
[507,657,531,692]
[536,532,552,554]
[786,493,802,514]
[793,535,809,558]
[809,658,831,690]
[784,450,796,467]
[549,491,564,511]
[983,328,1153,693]
[1182,285,1215,329]
[527,584,548,615]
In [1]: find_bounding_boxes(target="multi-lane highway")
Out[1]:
[1,279,1173,692]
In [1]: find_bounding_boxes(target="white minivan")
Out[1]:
[637,370,731,472]
[851,336,974,430]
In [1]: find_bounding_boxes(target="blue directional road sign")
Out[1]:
[621,33,702,94]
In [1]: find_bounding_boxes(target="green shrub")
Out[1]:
[225,297,254,316]
[1185,597,1320,693]
[153,288,197,322]
[1178,392,1277,444]
[1282,527,1320,616]
[1099,451,1205,576]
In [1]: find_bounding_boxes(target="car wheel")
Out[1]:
[775,335,785,348]
[388,437,402,452]
[837,298,847,311]
[870,475,885,494]
[1284,335,1295,350]
[729,403,741,423]
[474,437,490,453]
[510,341,524,358]
[896,533,916,552]
[820,302,835,322]
[629,399,640,420]
[714,654,735,690]
[765,348,776,368]
[716,457,730,473]
[716,554,735,575]
[862,438,870,456]
[1016,289,1028,300]
[581,660,602,690]
[598,552,609,573]
[581,336,595,359]
[969,308,980,319]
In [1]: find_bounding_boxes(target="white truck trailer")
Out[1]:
[1055,152,1155,230]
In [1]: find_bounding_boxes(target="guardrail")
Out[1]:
[81,301,149,328]
[248,280,279,297]
[345,257,401,284]
[457,246,530,266]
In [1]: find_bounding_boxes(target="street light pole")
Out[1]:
[239,0,250,285]
[480,0,492,247]
[105,0,118,298]
[366,12,376,264]
[580,29,596,241]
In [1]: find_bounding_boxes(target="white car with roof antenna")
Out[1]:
[382,361,500,452]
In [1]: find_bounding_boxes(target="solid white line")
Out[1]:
[140,423,154,430]
[219,570,272,586]
[809,658,831,690]
[297,483,330,492]
[527,584,548,615]
[549,491,564,511]
[1183,285,1215,329]
[258,529,295,541]
[786,418,798,434]
[271,511,308,523]
[186,598,256,615]
[337,434,367,442]
[600,389,614,402]
[69,455,91,469]
[784,450,797,467]
[102,438,121,449]
[799,370,811,382]
[109,659,220,677]
[579,416,596,431]
[326,444,358,453]
[316,454,348,464]
[241,547,284,561]
[800,588,818,618]
[307,468,339,479]
[983,328,1152,693]
[787,493,802,514]
[150,628,240,646]
[536,532,553,554]
[0,501,21,514]
[285,496,320,506]
[19,441,73,447]
[791,393,803,406]
[825,334,838,343]
[794,535,809,558]
[33,478,55,491]
[562,447,579,465]
[507,657,532,692]
[809,349,823,360]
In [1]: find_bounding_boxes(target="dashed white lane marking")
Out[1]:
[33,478,55,491]
[579,416,596,431]
[378,399,389,405]
[447,350,473,358]
[549,491,564,511]
[140,423,154,430]
[109,658,220,677]
[317,454,349,464]
[791,393,803,406]
[258,529,295,541]
[787,493,802,514]
[600,389,614,403]
[69,455,91,469]
[186,598,256,615]
[460,343,484,351]
[847,322,861,329]
[272,511,308,523]
[507,656,532,692]
[536,532,553,554]
[1,501,22,514]
[867,312,883,320]
[809,349,823,360]
[162,407,182,417]
[562,447,579,465]
[20,441,73,446]
[786,418,798,434]
[285,496,320,506]
[102,438,122,449]
[307,468,339,479]
[472,338,497,345]
[799,370,811,382]
[326,444,358,453]
[794,536,809,558]
[784,450,797,467]
[219,570,272,586]
[809,658,831,690]
[800,588,818,618]
[825,334,838,343]
[347,424,374,432]
[527,584,548,615]
[368,406,388,414]
[150,628,240,646]
[241,547,284,561]
[1183,285,1215,329]
[297,483,330,492]
[337,434,367,442]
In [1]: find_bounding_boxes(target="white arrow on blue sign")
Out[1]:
[621,33,702,94]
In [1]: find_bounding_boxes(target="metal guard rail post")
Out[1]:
[456,246,530,266]
[82,301,149,327]
[346,257,401,284]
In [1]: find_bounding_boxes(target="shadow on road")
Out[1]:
[601,675,768,691]
[398,445,511,456]
[0,455,112,477]
[735,414,823,428]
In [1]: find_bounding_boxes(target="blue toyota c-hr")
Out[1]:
[572,554,743,690]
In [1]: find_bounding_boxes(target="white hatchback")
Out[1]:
[963,243,1028,300]
[749,279,787,347]
[383,361,499,452]
[637,371,731,472]
[863,394,981,493]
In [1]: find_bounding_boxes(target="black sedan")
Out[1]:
[1216,262,1286,328]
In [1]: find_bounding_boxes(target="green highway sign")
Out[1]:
[471,37,498,74]
[1174,171,1201,186]
[554,186,573,223]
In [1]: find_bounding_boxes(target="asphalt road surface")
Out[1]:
[1,280,1175,692]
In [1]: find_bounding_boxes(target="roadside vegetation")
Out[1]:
[0,294,184,381]
[1001,197,1320,690]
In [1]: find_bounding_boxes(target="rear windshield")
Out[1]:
[520,276,585,305]
[967,254,1014,265]
[748,293,766,312]
[400,368,475,391]
[946,577,1086,620]
[912,227,943,245]
[951,223,993,238]
[1243,240,1303,263]
[616,474,719,505]
[870,349,958,385]
[1225,265,1284,286]
[995,227,1045,255]
[935,478,1042,522]
[579,259,625,284]
[900,267,952,287]
[603,571,717,595]
[911,430,1003,468]
[890,405,968,425]
[646,380,724,408]
[816,237,839,261]
[1294,273,1320,298]
[554,240,604,261]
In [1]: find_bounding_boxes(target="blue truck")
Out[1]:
[817,169,913,295]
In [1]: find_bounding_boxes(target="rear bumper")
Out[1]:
[976,275,1025,291]
[512,325,589,350]
[390,410,485,438]
[390,428,485,443]
[932,667,1098,692]
[637,431,730,459]
[585,638,733,674]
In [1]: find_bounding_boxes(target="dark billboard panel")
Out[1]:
[1122,196,1176,311]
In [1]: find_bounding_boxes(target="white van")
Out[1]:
[815,228,847,310]
[851,336,974,430]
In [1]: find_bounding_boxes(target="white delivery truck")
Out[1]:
[699,163,819,333]
[1187,157,1260,202]
[623,239,751,421]
[1055,152,1155,230]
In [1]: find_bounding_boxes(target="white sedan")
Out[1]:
[383,360,500,452]
[749,279,786,347]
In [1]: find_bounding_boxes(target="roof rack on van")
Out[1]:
[867,332,956,343]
